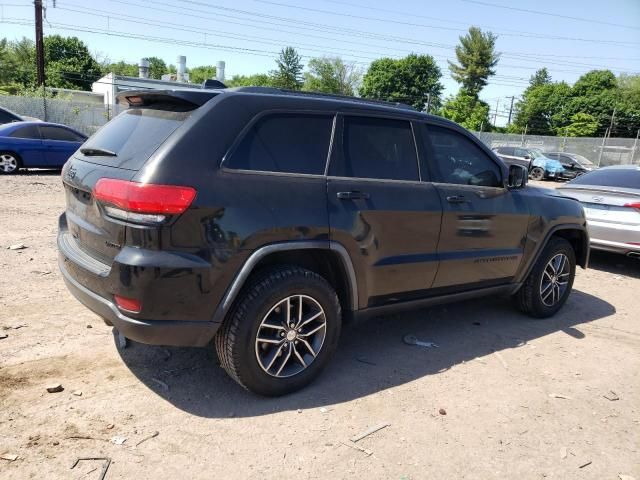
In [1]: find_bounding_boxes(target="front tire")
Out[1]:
[215,266,341,396]
[0,152,21,174]
[530,167,545,181]
[515,237,576,318]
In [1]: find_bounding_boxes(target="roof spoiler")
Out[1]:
[116,89,220,108]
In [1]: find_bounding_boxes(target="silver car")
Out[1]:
[558,165,640,258]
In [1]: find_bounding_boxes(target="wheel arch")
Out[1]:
[212,241,358,324]
[514,224,589,290]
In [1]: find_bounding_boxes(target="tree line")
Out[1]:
[1,31,638,138]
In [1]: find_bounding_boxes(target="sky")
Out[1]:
[1,0,639,125]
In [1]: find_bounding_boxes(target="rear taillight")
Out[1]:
[624,202,640,211]
[94,178,196,224]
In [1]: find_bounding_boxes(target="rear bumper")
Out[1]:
[587,219,640,255]
[59,258,220,346]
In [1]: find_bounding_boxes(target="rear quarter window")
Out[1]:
[80,108,191,170]
[225,113,334,175]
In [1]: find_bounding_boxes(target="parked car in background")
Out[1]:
[545,151,596,179]
[492,147,565,181]
[529,156,566,181]
[558,165,640,257]
[58,87,588,396]
[492,146,535,169]
[0,106,42,124]
[0,121,87,174]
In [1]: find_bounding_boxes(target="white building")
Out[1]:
[91,57,202,107]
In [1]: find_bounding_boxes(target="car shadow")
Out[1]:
[588,250,640,280]
[115,290,614,417]
[20,168,61,176]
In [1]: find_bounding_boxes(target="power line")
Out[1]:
[248,0,640,47]
[458,0,640,31]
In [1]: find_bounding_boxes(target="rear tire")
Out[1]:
[515,237,576,318]
[215,266,341,396]
[530,167,544,181]
[0,152,21,174]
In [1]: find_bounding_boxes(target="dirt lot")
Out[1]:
[0,173,638,479]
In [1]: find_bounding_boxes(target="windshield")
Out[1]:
[79,107,192,170]
[529,149,545,159]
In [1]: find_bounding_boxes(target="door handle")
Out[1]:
[446,195,468,204]
[337,191,370,200]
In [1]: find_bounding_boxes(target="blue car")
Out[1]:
[529,155,565,181]
[0,121,87,174]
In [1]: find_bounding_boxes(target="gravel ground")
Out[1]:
[0,173,638,479]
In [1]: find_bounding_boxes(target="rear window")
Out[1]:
[569,168,640,189]
[80,108,191,170]
[226,113,334,175]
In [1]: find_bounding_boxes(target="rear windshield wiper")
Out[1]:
[80,147,117,157]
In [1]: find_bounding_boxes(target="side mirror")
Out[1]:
[507,164,528,189]
[523,155,531,160]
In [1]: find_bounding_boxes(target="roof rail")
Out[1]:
[229,86,416,111]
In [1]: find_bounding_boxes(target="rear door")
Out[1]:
[327,114,442,308]
[421,123,530,289]
[39,126,85,167]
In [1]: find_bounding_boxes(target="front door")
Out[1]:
[421,123,530,290]
[327,115,442,308]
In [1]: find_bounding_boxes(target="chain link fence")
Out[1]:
[0,95,125,136]
[2,94,639,166]
[474,132,639,167]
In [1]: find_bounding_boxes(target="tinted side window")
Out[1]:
[329,116,418,181]
[10,126,41,139]
[227,113,333,175]
[425,125,502,187]
[40,126,84,142]
[514,148,529,158]
[498,146,514,155]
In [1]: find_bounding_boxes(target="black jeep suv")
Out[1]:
[58,88,589,395]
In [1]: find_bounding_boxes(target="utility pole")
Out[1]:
[608,106,617,138]
[507,96,515,125]
[493,98,499,125]
[597,127,609,167]
[34,0,45,87]
[632,128,639,165]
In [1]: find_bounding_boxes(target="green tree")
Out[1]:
[145,56,168,79]
[529,68,552,87]
[106,60,138,77]
[359,54,443,111]
[43,35,102,90]
[511,81,571,135]
[271,47,303,90]
[440,90,491,131]
[562,112,599,137]
[188,65,216,84]
[226,73,274,87]
[303,57,361,95]
[448,27,500,97]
